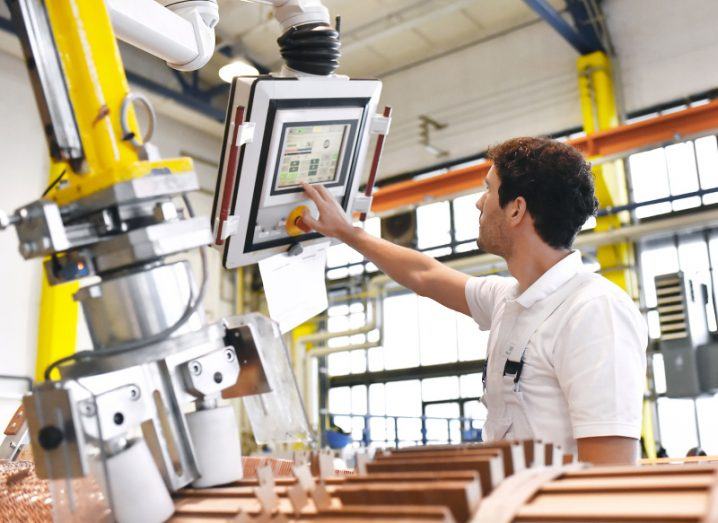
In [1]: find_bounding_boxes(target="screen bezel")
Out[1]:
[269,119,357,195]
[242,96,371,253]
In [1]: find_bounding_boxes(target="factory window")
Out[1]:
[632,132,718,456]
[629,135,718,218]
[327,374,485,447]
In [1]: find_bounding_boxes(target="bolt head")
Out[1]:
[189,361,202,375]
[225,349,235,362]
[38,426,64,450]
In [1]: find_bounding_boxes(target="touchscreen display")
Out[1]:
[275,123,348,189]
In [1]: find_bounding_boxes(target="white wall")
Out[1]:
[379,18,580,177]
[378,0,718,178]
[0,46,229,428]
[0,49,47,425]
[607,0,718,113]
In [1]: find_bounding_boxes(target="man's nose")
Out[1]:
[476,193,485,211]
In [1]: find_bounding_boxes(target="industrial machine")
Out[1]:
[0,0,389,521]
[655,272,718,398]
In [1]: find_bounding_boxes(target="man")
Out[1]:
[300,137,647,465]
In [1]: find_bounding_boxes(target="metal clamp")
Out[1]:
[181,346,240,398]
[213,214,241,242]
[236,122,256,146]
[370,114,392,135]
[352,194,373,214]
[78,384,146,443]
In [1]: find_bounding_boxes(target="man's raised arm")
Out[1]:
[300,183,470,315]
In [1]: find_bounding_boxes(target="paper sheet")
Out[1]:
[258,241,329,333]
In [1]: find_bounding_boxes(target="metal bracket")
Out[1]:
[352,194,373,215]
[370,114,392,135]
[23,384,88,479]
[181,346,240,398]
[236,122,256,146]
[213,214,241,242]
[77,384,146,442]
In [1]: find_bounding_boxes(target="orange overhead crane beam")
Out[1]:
[372,98,718,213]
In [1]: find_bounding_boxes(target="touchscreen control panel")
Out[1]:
[211,76,383,268]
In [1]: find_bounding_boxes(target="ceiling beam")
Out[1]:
[372,99,718,213]
[522,0,603,54]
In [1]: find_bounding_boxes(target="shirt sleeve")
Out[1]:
[464,275,514,330]
[553,294,648,440]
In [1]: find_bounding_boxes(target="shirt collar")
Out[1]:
[514,250,584,309]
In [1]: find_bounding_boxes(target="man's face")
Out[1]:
[476,166,510,256]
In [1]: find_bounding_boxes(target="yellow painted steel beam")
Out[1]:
[577,51,637,296]
[34,0,193,380]
[577,51,655,459]
[44,0,194,206]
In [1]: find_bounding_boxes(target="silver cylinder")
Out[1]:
[75,261,205,350]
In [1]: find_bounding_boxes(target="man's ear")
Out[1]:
[507,197,527,225]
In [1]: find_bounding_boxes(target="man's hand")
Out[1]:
[300,183,356,241]
[300,182,470,315]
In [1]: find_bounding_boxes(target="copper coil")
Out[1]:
[0,460,52,522]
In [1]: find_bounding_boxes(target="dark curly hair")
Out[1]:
[487,137,598,250]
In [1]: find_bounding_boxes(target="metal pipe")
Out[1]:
[106,0,218,71]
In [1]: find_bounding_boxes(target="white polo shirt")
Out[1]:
[465,251,647,454]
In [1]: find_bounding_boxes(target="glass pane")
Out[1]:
[364,216,381,238]
[351,416,365,440]
[383,293,420,370]
[457,313,488,360]
[696,394,718,455]
[397,417,422,440]
[327,243,362,268]
[460,373,482,398]
[677,236,715,331]
[455,242,478,254]
[327,267,349,279]
[327,352,351,376]
[332,415,353,434]
[425,402,460,418]
[328,314,349,332]
[368,417,386,441]
[696,136,718,204]
[450,419,462,443]
[417,201,451,249]
[665,142,700,211]
[464,400,487,426]
[425,403,460,442]
[351,385,367,415]
[423,246,452,258]
[453,193,480,242]
[629,148,672,218]
[369,383,385,415]
[329,387,351,414]
[652,353,666,395]
[582,216,597,231]
[657,398,699,457]
[329,304,350,316]
[367,346,384,372]
[422,376,459,402]
[385,380,421,417]
[647,310,661,340]
[418,297,458,365]
[350,350,367,374]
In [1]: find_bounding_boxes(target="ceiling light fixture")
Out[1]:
[218,60,260,83]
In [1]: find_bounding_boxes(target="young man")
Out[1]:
[300,137,647,465]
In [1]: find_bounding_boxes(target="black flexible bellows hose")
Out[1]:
[277,22,341,76]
